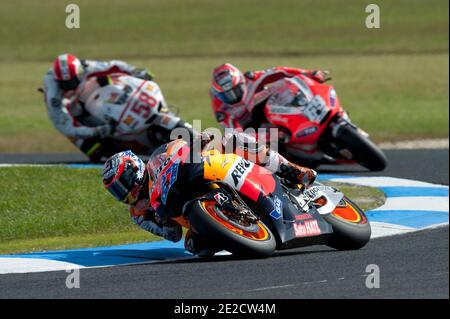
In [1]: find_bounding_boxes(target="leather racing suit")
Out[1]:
[128,130,317,254]
[43,59,151,160]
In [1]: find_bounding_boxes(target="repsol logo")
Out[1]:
[231,159,251,186]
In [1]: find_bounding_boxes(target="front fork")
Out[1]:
[330,112,369,139]
[319,112,365,161]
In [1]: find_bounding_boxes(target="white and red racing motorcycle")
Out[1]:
[73,73,194,162]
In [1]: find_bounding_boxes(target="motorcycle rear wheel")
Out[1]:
[324,196,371,250]
[188,199,276,258]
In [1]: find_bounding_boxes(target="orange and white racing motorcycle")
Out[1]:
[151,140,371,258]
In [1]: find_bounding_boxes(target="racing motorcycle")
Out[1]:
[55,73,193,162]
[151,140,371,258]
[249,74,387,171]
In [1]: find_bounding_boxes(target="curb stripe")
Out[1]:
[325,176,448,188]
[373,196,449,212]
[366,210,449,228]
[380,187,449,197]
[1,241,190,268]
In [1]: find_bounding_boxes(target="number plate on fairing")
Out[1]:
[302,95,329,123]
[292,184,344,216]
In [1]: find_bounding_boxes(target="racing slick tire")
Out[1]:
[188,200,276,258]
[324,196,371,250]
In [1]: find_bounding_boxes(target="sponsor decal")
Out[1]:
[295,126,318,138]
[214,192,229,206]
[294,219,321,237]
[270,195,283,220]
[269,105,301,115]
[269,114,289,124]
[295,213,314,221]
[329,88,337,107]
[231,158,252,187]
[123,115,135,126]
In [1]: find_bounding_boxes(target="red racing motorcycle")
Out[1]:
[254,74,387,171]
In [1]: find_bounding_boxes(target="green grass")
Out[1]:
[0,166,385,254]
[324,181,386,212]
[0,0,448,152]
[0,53,448,152]
[0,231,158,255]
[0,166,162,254]
[0,167,142,239]
[0,0,447,60]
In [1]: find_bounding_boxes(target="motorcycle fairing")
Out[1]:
[254,180,333,248]
[202,151,333,248]
[264,74,342,148]
[82,74,176,138]
[149,140,190,210]
[202,150,275,202]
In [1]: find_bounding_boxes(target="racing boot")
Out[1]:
[279,163,317,187]
[184,230,216,258]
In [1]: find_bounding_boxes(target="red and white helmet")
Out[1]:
[211,63,247,105]
[53,53,84,91]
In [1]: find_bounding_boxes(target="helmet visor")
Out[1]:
[217,83,244,104]
[106,164,139,202]
[58,77,80,91]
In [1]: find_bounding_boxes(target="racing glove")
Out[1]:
[279,163,317,186]
[310,70,331,83]
[154,206,183,242]
[95,123,115,138]
[132,68,154,81]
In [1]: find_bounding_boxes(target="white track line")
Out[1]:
[330,176,448,188]
[0,258,86,274]
[373,197,449,212]
[370,222,416,238]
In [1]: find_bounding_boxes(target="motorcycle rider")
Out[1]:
[210,63,331,132]
[102,130,317,257]
[43,53,154,162]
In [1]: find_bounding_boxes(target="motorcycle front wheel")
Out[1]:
[324,196,371,250]
[188,199,276,258]
[334,124,388,171]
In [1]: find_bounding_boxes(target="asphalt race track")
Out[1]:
[1,149,448,184]
[0,149,448,298]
